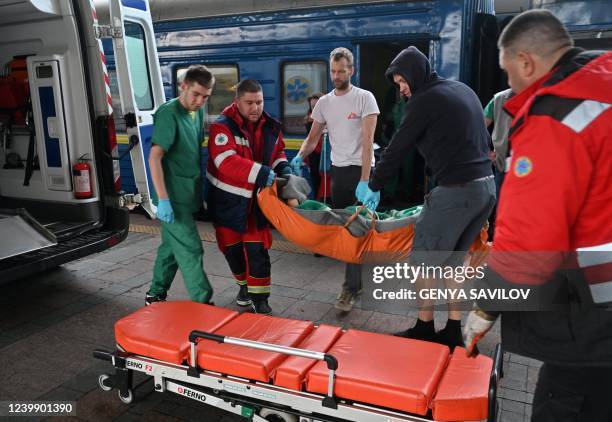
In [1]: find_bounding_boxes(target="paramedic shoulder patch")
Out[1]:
[514,156,533,177]
[214,133,229,146]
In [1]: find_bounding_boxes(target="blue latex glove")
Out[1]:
[362,187,380,211]
[355,181,370,203]
[156,199,174,223]
[265,169,276,187]
[290,155,304,176]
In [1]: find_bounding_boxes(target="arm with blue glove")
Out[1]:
[148,145,175,223]
[156,199,175,223]
[265,169,276,187]
[356,182,380,211]
[292,119,326,176]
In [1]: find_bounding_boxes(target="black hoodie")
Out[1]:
[369,47,492,190]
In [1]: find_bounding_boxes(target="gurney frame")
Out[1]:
[94,331,503,422]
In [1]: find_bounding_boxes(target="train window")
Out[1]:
[124,22,154,111]
[282,62,328,134]
[176,65,239,126]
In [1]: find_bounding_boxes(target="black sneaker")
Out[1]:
[145,293,167,306]
[251,298,272,315]
[236,285,252,307]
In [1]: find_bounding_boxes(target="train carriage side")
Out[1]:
[102,0,496,204]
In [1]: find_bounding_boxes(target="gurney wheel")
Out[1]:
[98,374,112,392]
[118,388,134,404]
[259,408,298,422]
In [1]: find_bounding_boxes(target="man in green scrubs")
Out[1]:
[145,65,215,305]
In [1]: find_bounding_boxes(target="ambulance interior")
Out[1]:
[0,1,103,261]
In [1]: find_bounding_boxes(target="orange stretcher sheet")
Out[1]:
[114,302,493,421]
[257,185,490,265]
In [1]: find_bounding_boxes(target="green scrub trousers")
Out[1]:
[146,98,213,303]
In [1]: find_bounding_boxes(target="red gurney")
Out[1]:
[96,302,503,422]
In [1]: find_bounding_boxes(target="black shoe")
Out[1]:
[393,320,436,342]
[314,253,323,258]
[435,323,465,352]
[251,298,272,315]
[145,293,167,306]
[236,285,252,307]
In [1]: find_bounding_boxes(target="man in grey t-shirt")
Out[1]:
[291,47,380,312]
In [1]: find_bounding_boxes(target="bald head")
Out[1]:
[499,9,573,58]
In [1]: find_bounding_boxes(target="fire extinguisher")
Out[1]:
[73,156,93,199]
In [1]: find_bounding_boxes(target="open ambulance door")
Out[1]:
[108,0,163,218]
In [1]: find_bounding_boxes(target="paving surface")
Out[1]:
[0,214,540,421]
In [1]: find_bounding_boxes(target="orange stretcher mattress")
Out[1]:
[257,185,490,265]
[114,302,237,364]
[273,324,343,390]
[196,313,314,382]
[306,329,450,415]
[431,347,493,421]
[115,302,494,421]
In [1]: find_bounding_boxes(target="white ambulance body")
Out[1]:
[0,0,161,283]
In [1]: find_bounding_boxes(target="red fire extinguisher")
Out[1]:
[73,159,93,199]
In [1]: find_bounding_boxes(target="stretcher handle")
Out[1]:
[188,330,338,370]
[487,343,504,422]
[344,205,377,231]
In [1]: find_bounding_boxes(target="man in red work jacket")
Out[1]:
[463,10,612,421]
[207,80,291,314]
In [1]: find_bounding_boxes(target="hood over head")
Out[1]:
[385,46,437,94]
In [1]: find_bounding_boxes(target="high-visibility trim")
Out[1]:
[206,173,252,198]
[272,158,288,169]
[235,136,249,147]
[247,285,271,293]
[248,162,262,184]
[561,100,610,133]
[577,241,612,268]
[213,150,236,168]
[590,280,612,304]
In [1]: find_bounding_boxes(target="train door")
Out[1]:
[108,0,164,217]
[358,41,429,209]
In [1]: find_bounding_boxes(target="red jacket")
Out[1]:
[206,103,289,232]
[491,50,612,294]
[485,49,612,366]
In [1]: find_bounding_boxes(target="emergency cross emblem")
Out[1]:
[215,133,229,146]
[514,156,533,177]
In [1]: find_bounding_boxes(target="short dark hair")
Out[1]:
[236,79,263,97]
[183,65,215,88]
[499,9,573,57]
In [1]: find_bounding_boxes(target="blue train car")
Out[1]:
[97,0,611,201]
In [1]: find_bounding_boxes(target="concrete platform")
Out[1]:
[0,218,539,421]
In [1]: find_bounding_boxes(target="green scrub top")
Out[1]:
[151,98,205,212]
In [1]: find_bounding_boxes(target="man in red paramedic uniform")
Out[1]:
[463,10,612,421]
[207,80,291,314]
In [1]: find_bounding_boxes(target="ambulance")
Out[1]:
[0,0,161,283]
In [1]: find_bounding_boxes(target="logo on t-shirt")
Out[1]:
[214,133,229,146]
[347,112,359,120]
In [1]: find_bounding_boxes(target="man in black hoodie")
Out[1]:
[358,46,496,349]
